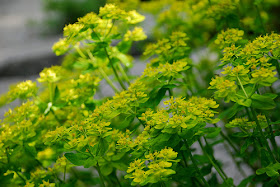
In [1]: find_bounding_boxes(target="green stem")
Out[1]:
[98,67,120,93]
[6,148,10,164]
[274,60,280,79]
[105,20,115,38]
[96,162,106,187]
[245,107,253,121]
[86,50,120,93]
[168,77,174,98]
[48,82,54,103]
[203,137,229,179]
[87,147,105,187]
[64,164,67,182]
[264,113,279,160]
[51,108,61,123]
[182,139,210,187]
[104,47,127,90]
[250,107,276,163]
[75,45,87,58]
[237,76,248,98]
[198,139,229,185]
[15,170,26,183]
[117,63,131,85]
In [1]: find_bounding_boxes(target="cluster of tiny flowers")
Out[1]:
[24,180,55,187]
[45,78,150,151]
[215,28,244,49]
[52,4,145,56]
[125,148,179,186]
[60,73,101,105]
[210,32,280,104]
[220,32,280,69]
[90,80,149,120]
[140,96,219,134]
[124,27,147,41]
[143,31,189,58]
[38,66,66,83]
[226,115,268,130]
[209,76,238,102]
[143,60,189,78]
[207,0,239,20]
[99,4,145,24]
[239,33,280,61]
[8,80,37,101]
[116,129,150,152]
[1,101,40,141]
[250,67,277,86]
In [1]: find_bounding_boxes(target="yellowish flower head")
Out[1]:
[124,27,147,41]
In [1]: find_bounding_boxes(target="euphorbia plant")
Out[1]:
[1,1,280,187]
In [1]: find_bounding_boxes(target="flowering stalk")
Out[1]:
[96,163,106,187]
[198,139,231,186]
[117,63,131,85]
[86,50,120,93]
[104,47,127,90]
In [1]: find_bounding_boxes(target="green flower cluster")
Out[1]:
[140,96,219,134]
[215,28,244,49]
[210,32,279,106]
[52,3,146,56]
[125,148,179,186]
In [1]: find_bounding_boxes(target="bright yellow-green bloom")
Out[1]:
[250,67,277,86]
[209,76,237,102]
[125,148,178,186]
[99,4,127,20]
[37,148,55,160]
[124,27,147,41]
[52,38,71,56]
[215,28,244,49]
[126,10,145,24]
[39,180,55,187]
[226,115,268,130]
[38,66,66,83]
[8,80,37,101]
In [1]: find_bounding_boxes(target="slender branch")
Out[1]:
[86,49,120,93]
[264,113,280,160]
[203,137,228,179]
[64,164,67,182]
[237,76,248,98]
[117,63,131,85]
[104,47,127,90]
[250,107,277,163]
[198,139,229,185]
[15,170,26,183]
[96,162,106,187]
